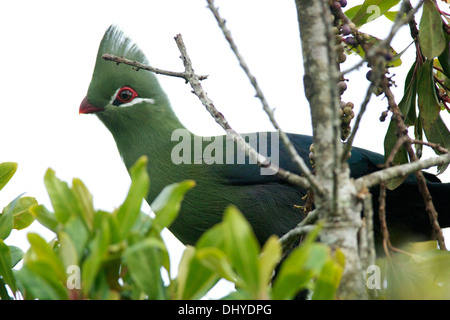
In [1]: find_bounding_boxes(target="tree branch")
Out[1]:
[206,0,324,196]
[102,40,313,190]
[355,152,450,189]
[172,33,313,189]
[102,53,208,80]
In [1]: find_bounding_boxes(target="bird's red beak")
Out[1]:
[79,96,105,114]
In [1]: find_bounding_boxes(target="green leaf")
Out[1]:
[0,162,17,192]
[272,226,326,300]
[400,62,419,126]
[15,265,68,300]
[0,205,13,240]
[175,223,228,300]
[418,61,440,123]
[9,245,24,268]
[151,180,195,231]
[419,0,446,59]
[27,233,66,283]
[384,11,400,23]
[115,156,149,240]
[0,194,23,240]
[0,240,17,293]
[222,206,260,297]
[196,222,225,250]
[0,277,12,300]
[176,246,221,300]
[58,231,78,269]
[72,178,95,231]
[421,114,450,173]
[62,216,89,263]
[44,168,80,223]
[438,34,450,79]
[123,238,166,299]
[29,204,58,232]
[346,32,402,68]
[417,60,450,168]
[23,261,69,299]
[5,196,37,230]
[346,0,400,27]
[311,256,344,300]
[385,245,450,299]
[196,247,236,283]
[258,235,281,290]
[81,216,110,295]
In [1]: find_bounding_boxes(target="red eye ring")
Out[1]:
[116,86,138,103]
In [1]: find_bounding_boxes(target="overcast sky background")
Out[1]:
[1,0,449,298]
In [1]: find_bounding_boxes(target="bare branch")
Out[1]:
[102,53,208,80]
[173,34,312,189]
[102,37,313,190]
[378,182,392,258]
[355,152,450,190]
[280,210,319,252]
[206,0,324,196]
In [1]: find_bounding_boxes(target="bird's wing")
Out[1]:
[221,132,388,185]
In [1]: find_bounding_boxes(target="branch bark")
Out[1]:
[295,0,366,299]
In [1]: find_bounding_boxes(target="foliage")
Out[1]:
[343,0,450,182]
[376,241,450,299]
[0,158,343,300]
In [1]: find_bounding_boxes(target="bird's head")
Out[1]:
[80,25,170,126]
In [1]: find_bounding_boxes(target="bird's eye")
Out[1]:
[114,86,138,105]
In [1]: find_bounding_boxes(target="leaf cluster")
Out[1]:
[0,158,343,300]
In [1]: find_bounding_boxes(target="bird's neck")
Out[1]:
[105,105,194,200]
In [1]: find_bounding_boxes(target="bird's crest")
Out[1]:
[87,25,166,108]
[96,25,148,66]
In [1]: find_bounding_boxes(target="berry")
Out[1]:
[338,81,347,94]
[379,110,388,122]
[385,52,393,61]
[335,44,345,54]
[341,24,351,36]
[339,0,348,7]
[345,36,356,46]
[343,106,353,116]
[337,53,347,63]
[332,1,341,10]
[366,70,373,81]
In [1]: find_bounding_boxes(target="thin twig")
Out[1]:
[355,151,450,190]
[102,39,312,190]
[102,53,208,80]
[411,139,450,155]
[378,182,392,258]
[342,83,376,162]
[173,34,312,189]
[206,0,324,196]
[280,210,319,252]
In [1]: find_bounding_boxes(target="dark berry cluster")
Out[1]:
[330,2,357,142]
[339,101,355,140]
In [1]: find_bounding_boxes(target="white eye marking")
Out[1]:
[119,97,155,107]
[109,88,155,107]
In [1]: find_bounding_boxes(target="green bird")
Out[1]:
[80,26,450,248]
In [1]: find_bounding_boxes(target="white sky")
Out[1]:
[0,0,449,299]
